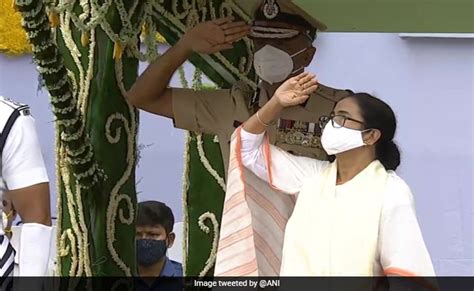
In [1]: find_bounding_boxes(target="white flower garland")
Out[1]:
[79,0,90,22]
[50,0,158,63]
[104,56,138,276]
[177,66,189,89]
[27,23,50,39]
[31,41,54,53]
[171,0,190,20]
[60,166,84,277]
[67,145,94,165]
[114,59,128,97]
[197,212,219,277]
[75,162,100,181]
[176,62,191,276]
[53,102,76,115]
[59,9,87,111]
[37,63,63,74]
[55,128,63,276]
[22,0,44,18]
[66,142,87,157]
[16,0,102,187]
[58,229,78,276]
[105,112,134,276]
[75,184,93,276]
[181,131,191,275]
[67,70,78,100]
[61,123,85,142]
[214,52,257,90]
[58,230,70,257]
[55,111,81,279]
[80,27,95,116]
[196,134,226,190]
[192,68,203,90]
[23,13,48,30]
[227,0,252,22]
[219,1,233,19]
[65,230,78,277]
[240,37,254,75]
[48,77,70,95]
[59,145,87,276]
[208,0,217,19]
[117,194,134,225]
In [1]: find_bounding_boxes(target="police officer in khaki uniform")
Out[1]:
[127,0,352,176]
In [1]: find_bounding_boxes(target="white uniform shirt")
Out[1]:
[239,128,435,277]
[0,98,49,230]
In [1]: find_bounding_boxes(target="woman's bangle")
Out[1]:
[256,111,271,127]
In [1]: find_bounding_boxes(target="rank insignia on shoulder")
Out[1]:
[19,107,31,116]
[0,96,29,113]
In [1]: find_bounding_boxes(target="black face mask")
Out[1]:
[136,239,167,267]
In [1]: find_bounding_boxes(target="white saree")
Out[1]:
[214,127,435,281]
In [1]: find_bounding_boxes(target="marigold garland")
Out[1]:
[0,1,165,57]
[0,0,32,55]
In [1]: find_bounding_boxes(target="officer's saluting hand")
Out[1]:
[179,17,250,54]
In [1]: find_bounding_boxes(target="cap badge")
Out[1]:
[263,0,280,19]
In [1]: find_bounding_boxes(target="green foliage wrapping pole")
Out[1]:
[15,0,144,276]
[177,69,227,277]
[153,1,257,277]
[17,0,256,278]
[184,132,226,276]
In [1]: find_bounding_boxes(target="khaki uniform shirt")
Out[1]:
[172,81,351,178]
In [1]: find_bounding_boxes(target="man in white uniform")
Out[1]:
[0,96,53,280]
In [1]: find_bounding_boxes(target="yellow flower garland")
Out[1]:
[0,1,165,56]
[155,32,166,43]
[0,0,32,55]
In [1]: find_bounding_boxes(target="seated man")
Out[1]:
[135,200,182,288]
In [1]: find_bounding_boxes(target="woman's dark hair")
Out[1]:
[137,201,174,234]
[346,93,401,171]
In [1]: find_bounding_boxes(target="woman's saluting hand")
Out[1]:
[243,72,319,134]
[274,72,318,107]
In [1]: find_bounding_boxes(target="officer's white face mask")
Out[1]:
[321,120,369,155]
[253,45,307,84]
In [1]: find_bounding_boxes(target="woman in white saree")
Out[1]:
[220,72,435,282]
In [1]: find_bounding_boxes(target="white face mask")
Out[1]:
[321,120,369,155]
[253,45,307,84]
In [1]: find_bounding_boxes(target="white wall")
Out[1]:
[0,34,472,275]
